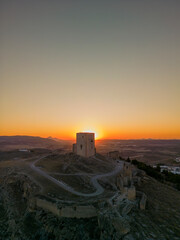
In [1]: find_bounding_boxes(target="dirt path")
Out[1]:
[30,155,123,197]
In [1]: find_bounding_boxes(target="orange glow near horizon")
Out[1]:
[1,1,180,140]
[1,125,180,140]
[78,129,102,140]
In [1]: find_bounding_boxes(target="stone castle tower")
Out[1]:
[73,132,95,158]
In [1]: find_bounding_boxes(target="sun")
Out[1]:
[82,129,99,140]
[74,125,104,140]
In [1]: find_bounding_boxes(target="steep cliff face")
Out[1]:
[98,211,130,239]
[0,173,40,239]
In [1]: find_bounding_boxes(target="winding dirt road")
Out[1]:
[30,155,123,197]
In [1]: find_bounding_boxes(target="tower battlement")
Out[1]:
[73,132,95,158]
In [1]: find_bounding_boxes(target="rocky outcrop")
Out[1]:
[127,186,136,200]
[98,210,130,239]
[117,174,124,191]
[139,193,147,210]
[121,202,134,216]
[0,162,179,240]
[23,182,32,198]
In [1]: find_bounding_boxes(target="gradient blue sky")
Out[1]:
[1,0,180,139]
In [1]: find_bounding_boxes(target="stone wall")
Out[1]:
[33,198,97,218]
[116,162,136,201]
[61,205,97,218]
[123,163,132,179]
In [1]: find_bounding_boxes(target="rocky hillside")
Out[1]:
[0,168,180,240]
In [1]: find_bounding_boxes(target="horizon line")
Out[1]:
[1,135,180,141]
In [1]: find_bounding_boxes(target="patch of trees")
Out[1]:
[131,159,180,191]
[162,170,180,190]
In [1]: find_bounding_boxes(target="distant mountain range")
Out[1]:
[1,135,180,152]
[47,136,66,142]
[0,135,73,151]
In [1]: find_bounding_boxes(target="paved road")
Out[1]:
[30,155,123,197]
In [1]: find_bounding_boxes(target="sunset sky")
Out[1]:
[1,0,180,140]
